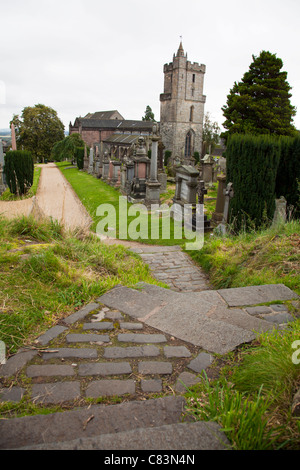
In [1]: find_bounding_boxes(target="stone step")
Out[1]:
[0,396,186,449]
[16,421,231,450]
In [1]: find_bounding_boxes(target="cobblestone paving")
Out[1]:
[130,245,210,292]
[0,302,213,405]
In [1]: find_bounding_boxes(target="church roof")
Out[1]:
[84,110,124,120]
[72,118,154,131]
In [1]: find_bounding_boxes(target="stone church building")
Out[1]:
[69,42,206,162]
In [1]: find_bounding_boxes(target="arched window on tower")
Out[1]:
[185,130,195,158]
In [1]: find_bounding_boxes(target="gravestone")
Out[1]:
[0,139,7,194]
[102,152,110,181]
[211,174,226,226]
[129,136,150,202]
[201,154,214,187]
[88,148,94,174]
[83,145,89,171]
[216,182,234,235]
[145,123,161,206]
[272,196,287,227]
[11,123,17,151]
[172,164,199,223]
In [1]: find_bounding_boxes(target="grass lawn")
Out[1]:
[56,161,197,247]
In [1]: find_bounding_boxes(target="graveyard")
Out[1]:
[0,43,299,451]
[0,147,299,449]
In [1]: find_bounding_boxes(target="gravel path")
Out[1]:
[35,163,92,230]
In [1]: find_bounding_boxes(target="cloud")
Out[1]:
[0,0,299,130]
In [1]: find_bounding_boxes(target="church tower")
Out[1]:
[160,42,206,160]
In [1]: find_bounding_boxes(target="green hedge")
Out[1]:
[4,150,34,195]
[75,147,84,170]
[226,134,281,231]
[275,135,300,218]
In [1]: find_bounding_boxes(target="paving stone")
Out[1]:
[138,362,172,375]
[269,304,289,312]
[42,348,98,360]
[85,380,135,397]
[0,396,187,449]
[175,372,203,393]
[103,345,160,359]
[104,310,124,320]
[188,353,213,373]
[119,322,143,330]
[83,322,113,330]
[245,306,272,315]
[64,303,100,325]
[207,306,273,333]
[31,382,81,404]
[0,350,38,377]
[141,379,162,393]
[260,312,295,325]
[78,362,132,376]
[66,334,110,343]
[145,299,256,354]
[217,284,298,307]
[118,333,167,343]
[20,421,231,450]
[97,286,163,319]
[164,346,191,358]
[26,365,76,377]
[37,326,68,346]
[0,386,26,402]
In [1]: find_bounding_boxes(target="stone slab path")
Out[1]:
[0,282,298,449]
[1,164,299,450]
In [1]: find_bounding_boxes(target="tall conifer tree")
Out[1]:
[221,51,296,142]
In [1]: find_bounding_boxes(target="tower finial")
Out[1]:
[177,38,184,57]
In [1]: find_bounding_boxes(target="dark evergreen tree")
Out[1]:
[276,135,300,218]
[222,51,296,143]
[226,134,281,231]
[4,150,34,195]
[142,105,156,122]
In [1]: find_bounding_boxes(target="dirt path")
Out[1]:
[35,163,92,230]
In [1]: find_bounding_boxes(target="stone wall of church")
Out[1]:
[160,46,206,159]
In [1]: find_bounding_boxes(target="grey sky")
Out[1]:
[0,0,299,131]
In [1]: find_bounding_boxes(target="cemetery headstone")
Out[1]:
[145,123,161,206]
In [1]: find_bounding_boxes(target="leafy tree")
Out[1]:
[10,104,65,162]
[142,105,156,122]
[51,133,86,162]
[202,112,221,154]
[221,51,297,143]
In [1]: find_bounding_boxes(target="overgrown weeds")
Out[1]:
[189,219,300,293]
[185,320,300,450]
[0,215,159,356]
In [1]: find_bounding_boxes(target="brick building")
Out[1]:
[69,110,153,158]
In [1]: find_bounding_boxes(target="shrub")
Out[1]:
[226,134,281,231]
[75,147,85,170]
[4,150,34,195]
[276,135,300,218]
